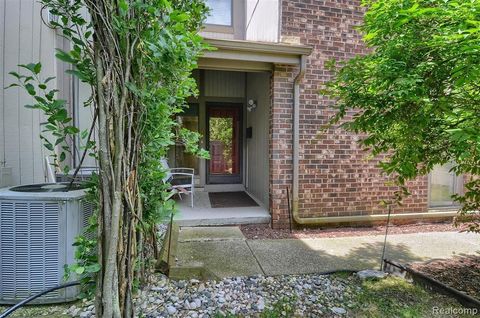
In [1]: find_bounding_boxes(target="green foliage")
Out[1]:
[323,0,480,228]
[13,0,209,311]
[259,297,296,318]
[64,174,100,298]
[209,117,233,162]
[7,63,79,174]
[352,276,472,318]
[134,0,209,227]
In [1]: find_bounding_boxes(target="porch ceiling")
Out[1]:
[199,38,313,71]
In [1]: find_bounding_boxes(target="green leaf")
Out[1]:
[44,142,54,151]
[45,76,56,83]
[55,137,65,146]
[25,83,36,96]
[33,62,42,74]
[8,71,21,79]
[75,266,85,275]
[53,108,68,122]
[4,83,19,89]
[19,63,38,74]
[65,69,89,82]
[119,0,129,14]
[64,126,80,134]
[85,263,101,273]
[34,96,46,104]
[55,49,76,64]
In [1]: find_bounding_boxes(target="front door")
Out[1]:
[206,103,242,184]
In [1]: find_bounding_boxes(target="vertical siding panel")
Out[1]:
[0,0,5,167]
[18,0,34,184]
[39,8,57,182]
[31,1,44,182]
[3,0,21,184]
[0,2,58,185]
[204,70,245,97]
[246,72,270,207]
[246,0,279,42]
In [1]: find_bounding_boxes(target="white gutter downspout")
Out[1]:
[291,56,457,225]
[292,55,306,223]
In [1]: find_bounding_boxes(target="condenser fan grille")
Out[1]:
[0,201,60,300]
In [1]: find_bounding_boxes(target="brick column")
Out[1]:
[269,65,297,229]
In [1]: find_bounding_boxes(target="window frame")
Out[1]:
[428,165,464,208]
[203,0,245,38]
[204,0,233,28]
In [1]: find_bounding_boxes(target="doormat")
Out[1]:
[208,191,259,208]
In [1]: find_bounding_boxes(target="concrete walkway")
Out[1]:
[170,226,480,280]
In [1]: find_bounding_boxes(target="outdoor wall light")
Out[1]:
[247,99,257,112]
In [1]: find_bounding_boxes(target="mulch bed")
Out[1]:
[410,255,480,300]
[241,222,466,240]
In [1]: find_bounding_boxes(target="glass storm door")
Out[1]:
[207,103,242,184]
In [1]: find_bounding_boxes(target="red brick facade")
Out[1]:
[269,0,429,228]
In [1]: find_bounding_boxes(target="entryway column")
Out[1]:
[269,64,297,229]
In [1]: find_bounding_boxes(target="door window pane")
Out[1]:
[205,0,232,26]
[208,107,240,176]
[429,163,461,207]
[175,104,199,173]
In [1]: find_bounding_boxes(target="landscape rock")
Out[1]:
[356,269,388,280]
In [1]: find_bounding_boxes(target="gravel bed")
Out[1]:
[68,273,358,318]
[135,273,357,317]
[241,222,462,240]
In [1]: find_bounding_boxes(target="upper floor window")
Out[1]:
[429,163,463,207]
[205,0,232,26]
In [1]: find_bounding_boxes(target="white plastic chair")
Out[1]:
[160,158,195,208]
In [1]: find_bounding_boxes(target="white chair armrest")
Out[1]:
[170,172,194,177]
[170,167,195,173]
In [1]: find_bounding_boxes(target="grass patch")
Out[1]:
[351,276,470,318]
[331,270,355,279]
[259,297,296,318]
[213,297,296,318]
[0,303,71,318]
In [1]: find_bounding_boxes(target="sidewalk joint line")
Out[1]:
[246,240,266,276]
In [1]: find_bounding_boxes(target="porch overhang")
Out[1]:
[199,38,313,72]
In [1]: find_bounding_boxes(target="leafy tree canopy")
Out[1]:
[323,0,480,230]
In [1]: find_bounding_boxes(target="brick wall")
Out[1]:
[269,0,429,228]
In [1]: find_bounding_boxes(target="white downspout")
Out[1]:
[292,55,306,221]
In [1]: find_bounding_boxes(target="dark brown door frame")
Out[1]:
[206,102,243,184]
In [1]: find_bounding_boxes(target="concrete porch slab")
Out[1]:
[173,192,270,226]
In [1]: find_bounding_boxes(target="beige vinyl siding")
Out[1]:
[1,0,58,185]
[245,72,269,207]
[201,0,279,42]
[200,31,235,40]
[246,0,279,42]
[74,79,97,168]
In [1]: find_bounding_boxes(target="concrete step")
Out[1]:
[163,225,263,280]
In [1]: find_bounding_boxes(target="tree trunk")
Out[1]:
[88,2,139,317]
